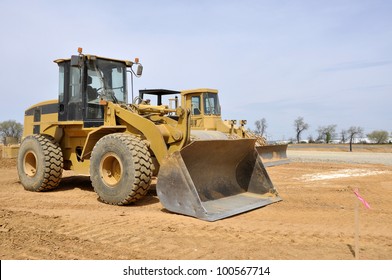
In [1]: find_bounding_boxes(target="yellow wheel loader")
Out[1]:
[138,88,289,167]
[17,49,281,221]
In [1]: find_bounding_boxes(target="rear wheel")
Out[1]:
[90,133,153,205]
[17,134,63,191]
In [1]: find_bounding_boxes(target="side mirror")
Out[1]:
[71,55,82,67]
[136,64,143,76]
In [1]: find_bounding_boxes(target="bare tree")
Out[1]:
[340,129,347,143]
[294,116,309,143]
[347,126,364,152]
[0,120,23,143]
[254,118,267,137]
[316,125,337,143]
[367,130,389,144]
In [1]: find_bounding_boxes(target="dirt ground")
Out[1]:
[1,144,391,260]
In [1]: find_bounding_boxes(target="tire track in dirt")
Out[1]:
[52,210,389,259]
[54,216,189,258]
[0,209,129,260]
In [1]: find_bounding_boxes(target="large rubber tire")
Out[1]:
[90,133,153,205]
[17,134,63,191]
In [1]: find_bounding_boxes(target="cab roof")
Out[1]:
[54,54,135,66]
[181,88,218,96]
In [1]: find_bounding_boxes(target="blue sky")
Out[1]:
[1,0,391,141]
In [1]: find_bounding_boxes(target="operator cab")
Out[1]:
[190,91,221,116]
[181,88,221,116]
[55,49,141,127]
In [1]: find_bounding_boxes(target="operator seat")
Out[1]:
[87,76,98,100]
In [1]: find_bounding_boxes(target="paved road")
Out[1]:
[287,150,392,166]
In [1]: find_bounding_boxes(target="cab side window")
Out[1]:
[68,67,82,120]
[191,96,201,115]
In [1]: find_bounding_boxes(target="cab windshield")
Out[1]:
[87,58,128,103]
[203,92,221,115]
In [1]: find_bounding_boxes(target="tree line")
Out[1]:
[253,116,392,151]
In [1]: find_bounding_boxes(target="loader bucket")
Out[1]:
[256,144,290,167]
[156,139,281,221]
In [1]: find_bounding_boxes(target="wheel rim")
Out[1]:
[23,150,37,177]
[100,152,123,187]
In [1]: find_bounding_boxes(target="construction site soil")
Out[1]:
[1,144,391,260]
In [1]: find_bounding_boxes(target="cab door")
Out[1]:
[58,61,83,121]
[187,94,204,128]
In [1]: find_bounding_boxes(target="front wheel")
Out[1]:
[90,133,153,205]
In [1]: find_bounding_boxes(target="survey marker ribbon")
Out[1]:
[354,188,371,209]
